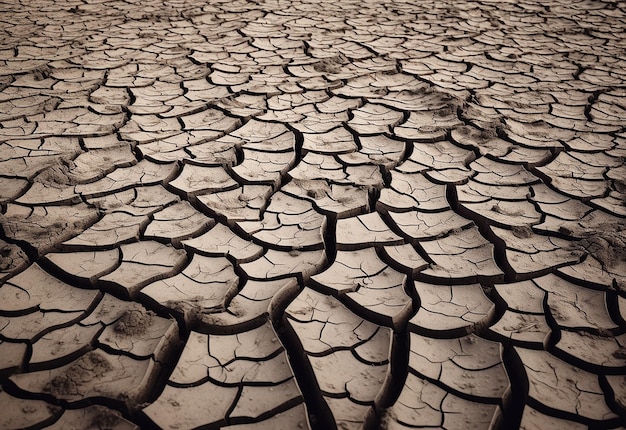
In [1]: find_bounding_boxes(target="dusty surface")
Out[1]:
[1,0,626,428]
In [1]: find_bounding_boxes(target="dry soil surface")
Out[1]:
[1,0,626,429]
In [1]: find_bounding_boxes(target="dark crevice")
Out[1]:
[2,375,139,421]
[226,395,305,427]
[273,314,336,430]
[405,366,504,406]
[322,206,338,268]
[0,235,37,266]
[447,182,514,283]
[496,345,527,430]
[541,288,562,352]
[369,328,410,430]
[525,394,622,429]
[600,374,626,425]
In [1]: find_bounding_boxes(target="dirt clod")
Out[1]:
[577,226,626,268]
[36,160,76,186]
[511,225,533,238]
[313,55,347,73]
[114,304,154,336]
[491,204,523,217]
[613,348,626,360]
[90,406,123,428]
[32,65,50,81]
[45,351,112,396]
[306,189,325,199]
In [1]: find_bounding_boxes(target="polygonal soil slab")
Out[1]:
[237,191,326,250]
[142,323,306,429]
[311,247,413,329]
[140,254,239,326]
[284,288,393,429]
[419,226,504,282]
[409,281,496,336]
[384,372,502,429]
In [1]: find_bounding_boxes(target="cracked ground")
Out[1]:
[1,0,626,428]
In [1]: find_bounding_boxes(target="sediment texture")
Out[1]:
[1,0,626,429]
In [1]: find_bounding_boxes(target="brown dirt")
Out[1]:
[0,242,28,271]
[313,55,348,73]
[35,159,77,187]
[491,204,524,217]
[114,303,154,336]
[511,225,533,239]
[578,225,626,269]
[45,351,112,397]
[165,298,204,326]
[32,65,51,81]
[306,188,326,199]
[89,405,125,429]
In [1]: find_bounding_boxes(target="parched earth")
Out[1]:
[1,0,626,428]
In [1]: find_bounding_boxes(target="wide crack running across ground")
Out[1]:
[1,0,626,429]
